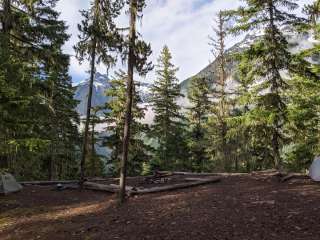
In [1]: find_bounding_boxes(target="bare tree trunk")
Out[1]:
[49,153,55,180]
[49,80,55,181]
[119,0,136,203]
[91,121,95,157]
[91,116,96,176]
[216,12,229,171]
[2,0,12,172]
[2,0,11,34]
[2,0,11,62]
[80,38,97,186]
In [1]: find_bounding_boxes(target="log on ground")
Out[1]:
[158,171,219,176]
[20,180,80,186]
[131,177,221,195]
[280,173,309,182]
[83,182,135,194]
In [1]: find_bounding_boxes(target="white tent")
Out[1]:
[309,157,320,181]
[0,173,23,195]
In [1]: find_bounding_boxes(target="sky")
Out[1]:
[55,0,313,84]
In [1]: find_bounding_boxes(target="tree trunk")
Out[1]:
[49,80,55,181]
[2,0,11,34]
[119,0,137,204]
[268,0,282,170]
[2,0,11,64]
[91,121,95,156]
[80,38,97,186]
[49,153,55,180]
[91,118,95,176]
[216,12,229,172]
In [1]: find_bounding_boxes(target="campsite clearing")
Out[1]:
[1,174,320,240]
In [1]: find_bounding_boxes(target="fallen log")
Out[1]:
[20,180,79,186]
[83,182,135,194]
[251,169,286,181]
[131,177,221,195]
[251,169,284,176]
[159,171,247,177]
[280,173,309,183]
[213,173,248,177]
[159,171,218,176]
[251,169,279,174]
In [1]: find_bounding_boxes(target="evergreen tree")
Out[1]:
[206,12,233,171]
[84,107,104,177]
[285,65,320,170]
[229,52,259,172]
[224,0,303,169]
[304,0,320,29]
[44,57,80,180]
[186,76,211,172]
[74,0,123,184]
[150,46,186,170]
[283,1,320,170]
[119,0,152,203]
[0,0,80,180]
[103,71,151,176]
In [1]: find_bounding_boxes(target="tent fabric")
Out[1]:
[309,157,320,182]
[0,173,23,195]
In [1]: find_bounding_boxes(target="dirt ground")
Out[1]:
[1,175,320,240]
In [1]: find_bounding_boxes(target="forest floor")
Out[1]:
[0,174,320,240]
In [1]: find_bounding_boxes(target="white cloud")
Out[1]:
[56,0,314,84]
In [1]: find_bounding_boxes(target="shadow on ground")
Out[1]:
[1,176,320,240]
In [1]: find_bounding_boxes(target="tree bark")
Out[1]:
[216,12,229,171]
[2,0,11,34]
[2,0,11,62]
[80,38,97,186]
[91,115,96,176]
[119,0,137,204]
[49,80,55,181]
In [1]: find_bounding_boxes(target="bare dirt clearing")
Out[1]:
[1,175,320,240]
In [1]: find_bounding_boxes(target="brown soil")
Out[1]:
[1,175,320,240]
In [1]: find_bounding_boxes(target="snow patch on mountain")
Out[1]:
[179,29,318,102]
[74,72,153,117]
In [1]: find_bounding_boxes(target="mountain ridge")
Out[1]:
[179,28,318,96]
[74,72,152,117]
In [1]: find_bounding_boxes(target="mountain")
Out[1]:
[179,28,318,99]
[74,72,110,116]
[74,29,317,120]
[74,72,153,117]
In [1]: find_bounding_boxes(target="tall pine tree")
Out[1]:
[75,0,123,184]
[0,0,79,180]
[119,0,152,203]
[206,12,233,171]
[283,0,320,170]
[186,76,211,172]
[103,71,151,176]
[150,46,186,170]
[224,0,303,169]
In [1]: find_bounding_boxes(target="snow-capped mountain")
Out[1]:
[74,29,318,120]
[179,28,319,101]
[74,72,110,116]
[138,82,153,103]
[74,72,153,117]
